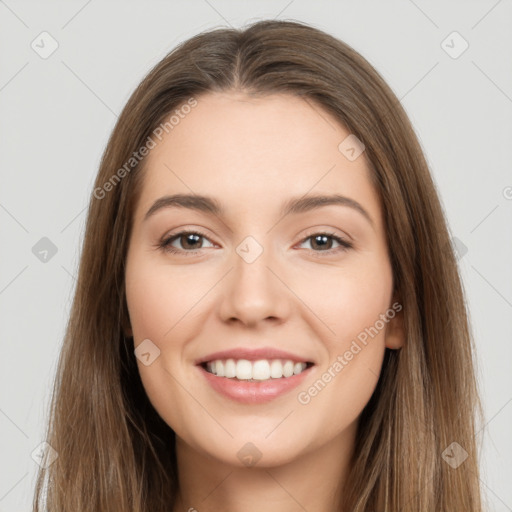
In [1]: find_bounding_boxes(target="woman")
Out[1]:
[33,19,484,511]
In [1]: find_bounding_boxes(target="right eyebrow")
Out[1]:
[144,194,223,221]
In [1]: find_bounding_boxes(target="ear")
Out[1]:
[384,293,405,350]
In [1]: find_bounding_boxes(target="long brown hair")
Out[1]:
[33,19,484,511]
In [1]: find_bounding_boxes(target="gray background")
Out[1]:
[1,0,511,510]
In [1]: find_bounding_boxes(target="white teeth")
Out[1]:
[225,358,236,378]
[236,359,252,380]
[204,358,308,381]
[252,360,270,380]
[215,360,224,377]
[293,362,303,375]
[270,360,283,378]
[283,360,294,378]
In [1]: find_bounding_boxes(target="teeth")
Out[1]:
[204,358,309,381]
[270,360,283,378]
[283,360,294,378]
[224,359,236,378]
[293,362,304,375]
[253,360,270,380]
[236,359,253,380]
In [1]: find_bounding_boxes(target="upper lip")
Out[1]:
[195,347,315,365]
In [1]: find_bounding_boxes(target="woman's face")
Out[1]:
[124,91,404,467]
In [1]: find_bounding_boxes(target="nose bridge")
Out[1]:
[219,233,288,325]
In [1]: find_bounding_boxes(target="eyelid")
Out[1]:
[160,225,352,244]
[158,228,215,252]
[298,226,353,244]
[295,230,353,254]
[157,226,353,257]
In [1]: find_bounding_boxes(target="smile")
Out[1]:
[203,358,313,381]
[197,359,315,404]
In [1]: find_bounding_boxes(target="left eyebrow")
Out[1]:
[143,193,375,229]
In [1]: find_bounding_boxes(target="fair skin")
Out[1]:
[124,91,404,512]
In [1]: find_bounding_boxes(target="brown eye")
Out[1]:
[298,232,352,255]
[159,230,214,255]
[174,233,203,250]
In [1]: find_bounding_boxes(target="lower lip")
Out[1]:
[197,364,314,404]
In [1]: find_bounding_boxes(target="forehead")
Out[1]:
[134,91,382,230]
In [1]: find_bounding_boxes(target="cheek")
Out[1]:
[125,255,197,341]
[125,254,199,428]
[300,260,392,430]
[293,255,392,411]
[298,255,394,343]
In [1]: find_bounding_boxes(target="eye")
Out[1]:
[158,230,214,256]
[297,232,353,256]
[157,230,353,257]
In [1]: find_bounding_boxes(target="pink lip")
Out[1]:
[194,347,314,365]
[197,364,314,404]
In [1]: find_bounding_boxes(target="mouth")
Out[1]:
[199,359,315,382]
[197,359,315,404]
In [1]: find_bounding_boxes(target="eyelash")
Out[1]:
[157,229,353,257]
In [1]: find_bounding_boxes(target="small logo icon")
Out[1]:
[134,338,161,366]
[236,441,262,467]
[31,441,59,468]
[236,236,264,264]
[338,134,365,161]
[441,441,468,469]
[31,31,59,59]
[441,31,469,59]
[450,236,468,261]
[32,237,58,263]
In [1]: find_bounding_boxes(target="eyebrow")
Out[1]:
[143,193,374,228]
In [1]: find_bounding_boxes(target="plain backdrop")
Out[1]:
[1,1,511,510]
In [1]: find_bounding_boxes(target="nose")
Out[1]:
[218,241,291,328]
